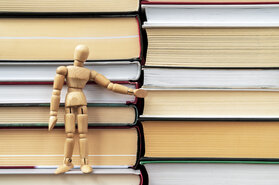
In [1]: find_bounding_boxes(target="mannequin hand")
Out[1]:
[134,89,148,98]
[49,116,57,131]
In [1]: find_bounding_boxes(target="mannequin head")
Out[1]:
[74,45,89,66]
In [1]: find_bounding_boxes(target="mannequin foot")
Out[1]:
[80,165,93,174]
[55,163,74,174]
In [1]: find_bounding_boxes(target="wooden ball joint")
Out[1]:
[49,45,147,174]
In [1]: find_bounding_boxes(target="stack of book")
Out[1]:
[0,1,144,184]
[141,1,279,184]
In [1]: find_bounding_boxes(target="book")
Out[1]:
[143,67,279,89]
[142,4,279,26]
[0,0,140,13]
[142,0,279,3]
[0,127,140,167]
[142,5,279,67]
[142,120,279,159]
[0,169,142,185]
[0,61,141,82]
[141,160,279,185]
[141,89,279,119]
[0,16,142,61]
[0,82,138,104]
[144,27,279,68]
[0,104,138,127]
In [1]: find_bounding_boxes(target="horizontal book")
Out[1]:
[142,0,279,3]
[0,82,138,104]
[143,67,279,89]
[142,121,279,159]
[0,61,141,82]
[142,90,279,119]
[144,27,279,67]
[0,16,141,61]
[143,5,279,67]
[0,104,137,127]
[0,169,141,185]
[0,127,139,167]
[141,161,279,185]
[0,0,139,13]
[143,4,279,26]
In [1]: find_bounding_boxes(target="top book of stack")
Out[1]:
[0,0,140,13]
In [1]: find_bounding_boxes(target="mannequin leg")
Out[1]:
[55,107,75,174]
[77,105,92,174]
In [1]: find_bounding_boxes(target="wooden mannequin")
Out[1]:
[49,45,147,174]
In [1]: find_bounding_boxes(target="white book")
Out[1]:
[0,83,137,104]
[0,168,141,185]
[143,67,279,89]
[144,162,279,185]
[142,4,279,27]
[0,61,141,82]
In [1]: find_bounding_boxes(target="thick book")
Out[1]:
[0,16,142,61]
[0,82,138,104]
[0,61,141,82]
[0,127,140,167]
[141,89,279,119]
[0,104,138,127]
[0,169,142,185]
[142,120,279,159]
[141,160,279,185]
[142,5,279,67]
[143,67,279,89]
[0,0,140,13]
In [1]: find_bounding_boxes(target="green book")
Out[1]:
[0,103,138,127]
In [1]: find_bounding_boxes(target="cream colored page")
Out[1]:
[143,121,279,158]
[0,18,140,60]
[0,106,135,124]
[0,0,139,12]
[143,90,279,117]
[0,128,138,166]
[146,28,279,67]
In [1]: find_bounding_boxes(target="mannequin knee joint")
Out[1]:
[79,134,86,138]
[66,133,74,138]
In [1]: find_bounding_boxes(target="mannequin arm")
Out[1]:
[90,70,147,98]
[49,66,67,131]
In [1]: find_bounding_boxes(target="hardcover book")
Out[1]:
[142,5,279,67]
[141,160,279,185]
[0,0,140,13]
[0,82,138,104]
[0,127,140,167]
[142,89,279,119]
[143,68,279,89]
[0,16,142,61]
[0,104,138,127]
[0,169,142,185]
[142,121,279,158]
[0,61,141,82]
